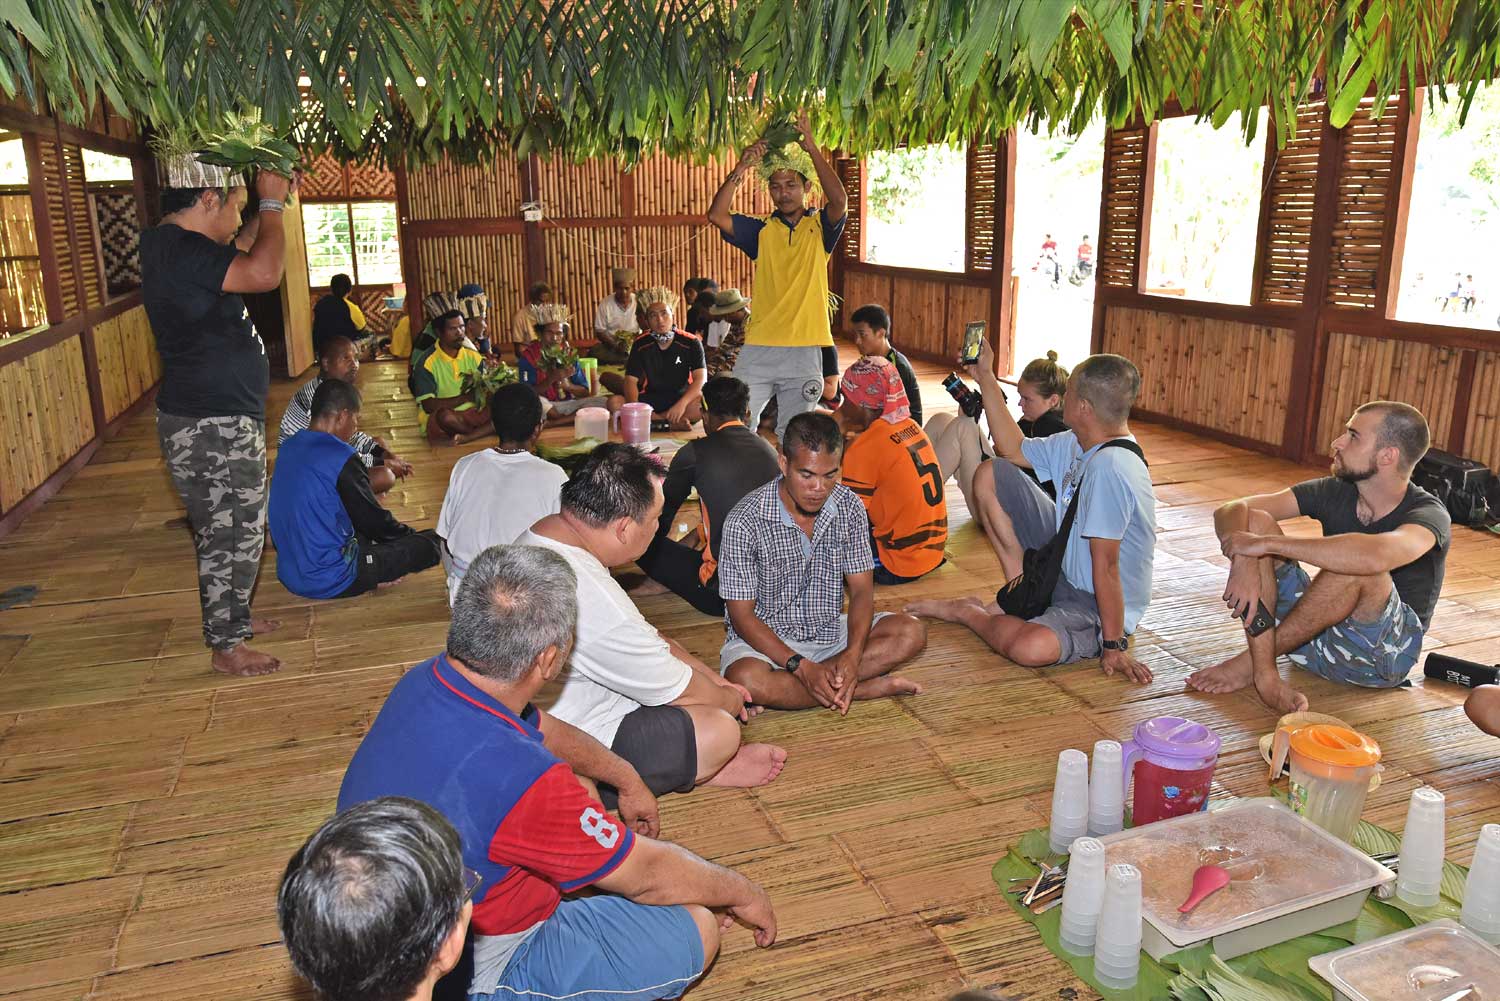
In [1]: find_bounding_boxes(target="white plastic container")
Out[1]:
[574,406,609,441]
[1308,919,1500,1001]
[1095,798,1394,961]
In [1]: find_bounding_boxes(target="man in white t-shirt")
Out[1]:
[519,443,787,803]
[435,384,567,605]
[591,267,640,365]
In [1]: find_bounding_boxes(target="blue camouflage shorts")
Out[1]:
[1274,562,1422,688]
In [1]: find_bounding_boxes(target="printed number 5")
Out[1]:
[907,446,943,506]
[580,807,620,849]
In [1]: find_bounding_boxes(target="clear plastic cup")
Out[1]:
[1049,749,1090,854]
[1396,786,1446,908]
[1461,823,1500,944]
[1059,837,1107,956]
[1093,861,1143,987]
[1088,740,1124,836]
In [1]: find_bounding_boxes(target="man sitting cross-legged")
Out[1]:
[519,443,787,799]
[719,412,928,714]
[1187,401,1451,713]
[835,356,948,585]
[414,309,493,445]
[269,379,441,599]
[625,288,707,431]
[339,546,776,1001]
[634,375,781,616]
[517,303,618,423]
[278,334,413,494]
[906,355,1155,685]
[435,383,567,605]
[279,797,475,1001]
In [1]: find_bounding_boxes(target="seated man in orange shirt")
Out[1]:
[835,356,948,584]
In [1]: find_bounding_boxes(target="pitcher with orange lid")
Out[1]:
[1271,723,1382,842]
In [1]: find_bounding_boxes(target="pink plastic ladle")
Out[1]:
[1177,864,1231,914]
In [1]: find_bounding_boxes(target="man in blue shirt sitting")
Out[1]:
[907,354,1157,685]
[269,379,440,598]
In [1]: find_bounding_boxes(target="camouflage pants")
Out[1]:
[156,412,267,651]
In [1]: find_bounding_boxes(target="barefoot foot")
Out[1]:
[626,576,670,597]
[1254,674,1309,715]
[1186,653,1254,694]
[211,643,281,677]
[376,576,407,590]
[853,675,924,701]
[706,743,788,787]
[250,617,281,634]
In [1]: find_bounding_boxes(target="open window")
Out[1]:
[1146,110,1267,305]
[861,144,967,273]
[82,149,140,297]
[1394,84,1500,329]
[302,200,402,287]
[0,137,45,335]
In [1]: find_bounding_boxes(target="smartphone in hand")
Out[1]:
[960,321,986,366]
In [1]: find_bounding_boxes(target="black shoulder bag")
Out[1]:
[994,438,1148,619]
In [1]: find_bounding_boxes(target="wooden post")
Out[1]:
[520,154,547,292]
[992,130,1017,375]
[392,158,422,332]
[50,127,105,437]
[1135,123,1158,294]
[1376,90,1422,319]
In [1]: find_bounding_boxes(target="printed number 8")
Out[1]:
[580,807,620,849]
[907,446,943,506]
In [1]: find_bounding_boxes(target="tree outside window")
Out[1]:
[302,200,401,288]
[862,144,966,273]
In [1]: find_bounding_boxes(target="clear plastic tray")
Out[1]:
[1096,798,1395,959]
[1309,919,1500,1001]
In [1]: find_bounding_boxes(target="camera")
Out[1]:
[942,372,985,420]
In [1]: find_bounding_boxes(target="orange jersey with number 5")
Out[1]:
[842,418,948,578]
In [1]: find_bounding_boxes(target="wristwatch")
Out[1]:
[784,653,804,672]
[1101,636,1130,652]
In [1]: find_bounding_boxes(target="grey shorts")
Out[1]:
[718,612,893,674]
[989,459,1108,664]
[605,704,697,803]
[735,344,824,437]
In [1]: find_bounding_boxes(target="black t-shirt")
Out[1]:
[1290,477,1451,630]
[1019,409,1069,438]
[312,294,360,352]
[625,330,706,409]
[140,224,270,420]
[657,422,781,565]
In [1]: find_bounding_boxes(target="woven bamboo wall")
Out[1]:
[965,145,998,274]
[0,193,45,333]
[1256,100,1324,304]
[1324,95,1403,309]
[417,233,528,315]
[406,157,524,221]
[92,304,160,421]
[1313,331,1463,456]
[61,144,104,311]
[1101,306,1295,444]
[0,334,94,509]
[1096,126,1150,289]
[1464,351,1500,472]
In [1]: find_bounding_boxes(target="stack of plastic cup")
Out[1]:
[1049,749,1091,854]
[1088,740,1124,836]
[1396,786,1446,908]
[1461,823,1500,944]
[1093,863,1144,990]
[1058,837,1107,956]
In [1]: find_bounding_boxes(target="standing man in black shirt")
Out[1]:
[1188,401,1451,713]
[140,154,296,677]
[634,376,781,615]
[624,288,707,430]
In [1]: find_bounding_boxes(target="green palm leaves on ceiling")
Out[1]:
[1,0,1497,166]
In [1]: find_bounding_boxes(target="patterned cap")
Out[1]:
[157,153,241,190]
[840,356,910,425]
[458,292,489,319]
[422,291,459,320]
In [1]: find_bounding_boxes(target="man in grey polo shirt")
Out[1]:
[717,412,928,714]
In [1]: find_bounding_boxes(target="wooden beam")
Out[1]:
[1450,349,1478,456]
[391,158,422,334]
[992,130,1017,375]
[1134,123,1158,293]
[1377,90,1422,319]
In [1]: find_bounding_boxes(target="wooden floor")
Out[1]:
[2,352,1499,1001]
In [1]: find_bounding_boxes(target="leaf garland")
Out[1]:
[1,1,1498,166]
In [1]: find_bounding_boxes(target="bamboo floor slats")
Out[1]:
[1,353,1499,1001]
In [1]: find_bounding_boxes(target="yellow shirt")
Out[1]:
[412,346,484,431]
[346,300,368,331]
[389,315,412,358]
[724,209,843,348]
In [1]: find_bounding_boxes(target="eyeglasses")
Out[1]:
[462,866,483,904]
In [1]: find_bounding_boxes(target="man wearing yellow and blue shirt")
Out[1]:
[707,110,847,440]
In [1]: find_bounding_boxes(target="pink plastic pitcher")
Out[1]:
[1120,716,1221,827]
[613,402,653,445]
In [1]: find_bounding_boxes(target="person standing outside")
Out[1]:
[141,154,296,678]
[707,110,847,440]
